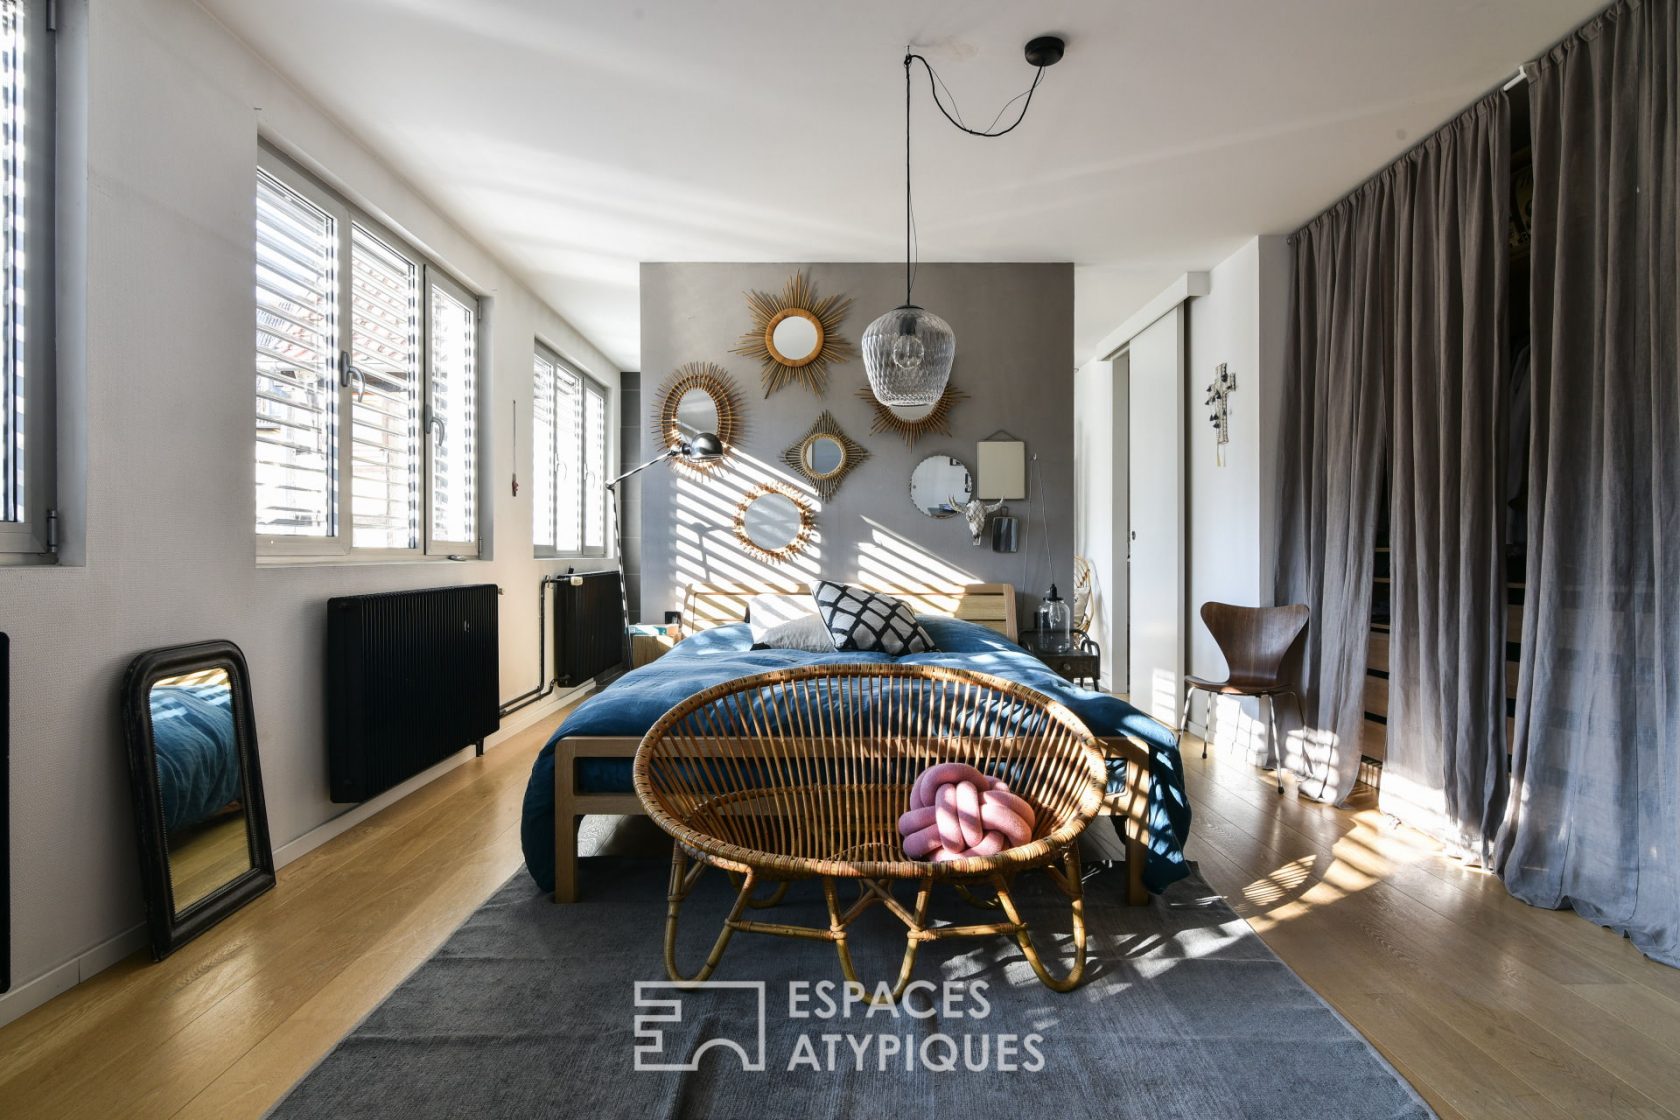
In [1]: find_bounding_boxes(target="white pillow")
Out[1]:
[752,613,838,653]
[747,593,821,645]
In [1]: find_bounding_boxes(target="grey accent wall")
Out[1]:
[638,262,1074,624]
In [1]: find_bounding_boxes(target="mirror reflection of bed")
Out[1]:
[147,667,252,909]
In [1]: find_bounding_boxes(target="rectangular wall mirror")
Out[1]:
[122,640,274,959]
[977,438,1027,500]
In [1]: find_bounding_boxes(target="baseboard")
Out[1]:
[0,923,150,1029]
[272,685,580,866]
[0,685,583,1030]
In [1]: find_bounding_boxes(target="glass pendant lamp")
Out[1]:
[862,56,957,408]
[863,40,1062,407]
[862,304,954,407]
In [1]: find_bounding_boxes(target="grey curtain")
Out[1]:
[1385,96,1511,855]
[1274,182,1395,804]
[1495,0,1680,965]
[1277,97,1513,808]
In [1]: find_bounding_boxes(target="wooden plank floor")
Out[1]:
[3,719,1677,1119]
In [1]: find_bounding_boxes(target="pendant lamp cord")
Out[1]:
[900,51,1050,307]
[904,53,913,307]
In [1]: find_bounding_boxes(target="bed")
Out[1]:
[519,582,1190,903]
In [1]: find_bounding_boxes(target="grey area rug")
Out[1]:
[270,854,1434,1120]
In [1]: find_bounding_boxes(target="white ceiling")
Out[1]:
[199,0,1600,369]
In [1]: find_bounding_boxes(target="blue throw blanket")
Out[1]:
[151,684,243,834]
[520,617,1190,892]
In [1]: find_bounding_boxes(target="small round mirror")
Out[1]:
[768,310,823,367]
[674,387,718,438]
[742,492,801,552]
[909,454,972,518]
[801,435,846,478]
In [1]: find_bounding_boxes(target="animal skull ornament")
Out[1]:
[953,495,1006,546]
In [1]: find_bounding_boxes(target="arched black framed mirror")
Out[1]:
[122,640,274,960]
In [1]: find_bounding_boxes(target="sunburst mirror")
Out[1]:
[732,272,853,396]
[856,384,968,445]
[780,411,869,501]
[652,361,743,473]
[732,482,815,564]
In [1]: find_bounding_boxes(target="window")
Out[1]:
[532,343,608,557]
[0,0,55,559]
[254,148,479,558]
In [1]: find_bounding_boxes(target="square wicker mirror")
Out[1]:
[780,410,869,501]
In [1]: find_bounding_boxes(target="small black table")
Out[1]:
[1017,629,1102,690]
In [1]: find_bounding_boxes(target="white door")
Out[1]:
[1073,354,1128,691]
[1126,309,1185,723]
[1109,351,1130,691]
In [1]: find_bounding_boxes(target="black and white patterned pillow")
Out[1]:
[810,581,935,655]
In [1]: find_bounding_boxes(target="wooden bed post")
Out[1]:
[1107,736,1153,907]
[554,739,580,903]
[553,736,645,903]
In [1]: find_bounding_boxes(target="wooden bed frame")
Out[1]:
[553,582,1154,906]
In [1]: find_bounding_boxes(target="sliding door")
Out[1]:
[1126,309,1185,722]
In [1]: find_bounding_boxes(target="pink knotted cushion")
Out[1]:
[898,762,1037,862]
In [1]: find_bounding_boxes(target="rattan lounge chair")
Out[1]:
[633,664,1109,1000]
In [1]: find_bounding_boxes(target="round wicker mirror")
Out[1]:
[733,483,814,563]
[733,273,854,395]
[767,309,824,368]
[801,434,846,479]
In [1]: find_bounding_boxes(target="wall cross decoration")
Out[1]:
[1205,363,1236,466]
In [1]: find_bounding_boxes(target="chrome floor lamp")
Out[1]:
[604,433,723,665]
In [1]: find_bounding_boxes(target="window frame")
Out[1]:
[0,0,56,560]
[346,221,423,555]
[532,340,609,560]
[422,265,480,557]
[255,145,482,562]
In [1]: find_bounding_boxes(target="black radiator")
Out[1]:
[327,584,500,803]
[553,571,625,686]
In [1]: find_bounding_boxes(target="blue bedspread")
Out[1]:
[520,617,1190,892]
[151,684,243,834]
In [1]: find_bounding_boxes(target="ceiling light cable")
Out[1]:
[898,48,1057,306]
[904,52,1049,140]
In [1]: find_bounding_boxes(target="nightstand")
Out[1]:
[628,624,681,668]
[1017,629,1102,689]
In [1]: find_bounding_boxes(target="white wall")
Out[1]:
[1074,357,1119,688]
[1183,236,1290,750]
[0,0,619,1023]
